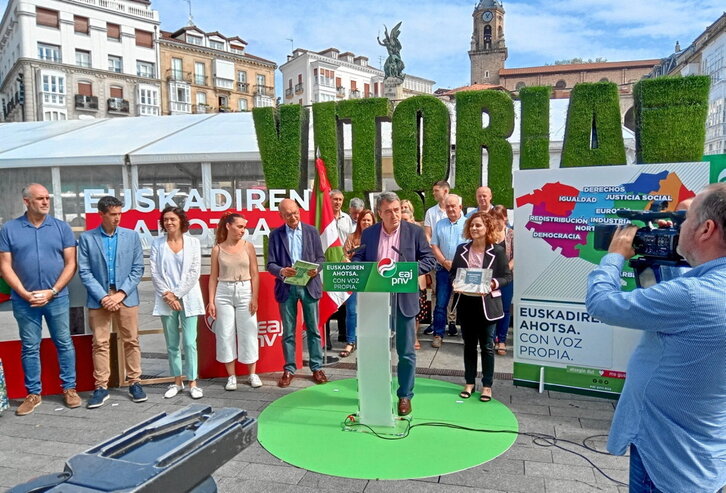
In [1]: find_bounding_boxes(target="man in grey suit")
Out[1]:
[78,196,145,408]
[353,192,436,415]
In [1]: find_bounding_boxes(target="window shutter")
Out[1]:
[77,82,92,97]
[335,77,341,87]
[135,29,153,48]
[74,16,89,34]
[351,80,357,90]
[36,7,59,28]
[107,23,121,39]
[110,87,123,98]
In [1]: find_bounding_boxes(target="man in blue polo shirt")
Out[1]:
[429,194,466,348]
[0,183,80,415]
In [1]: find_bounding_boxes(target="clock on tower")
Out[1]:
[468,0,507,85]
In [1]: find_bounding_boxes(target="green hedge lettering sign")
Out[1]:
[252,76,711,208]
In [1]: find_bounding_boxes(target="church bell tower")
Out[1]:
[469,0,507,85]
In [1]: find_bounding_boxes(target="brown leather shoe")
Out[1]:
[63,388,82,409]
[397,397,412,416]
[277,370,294,388]
[312,369,328,384]
[16,394,42,416]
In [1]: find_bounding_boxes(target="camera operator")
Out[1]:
[586,183,726,493]
[659,197,693,281]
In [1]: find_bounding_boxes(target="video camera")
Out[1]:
[593,201,690,287]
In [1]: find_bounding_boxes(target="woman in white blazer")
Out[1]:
[150,206,205,399]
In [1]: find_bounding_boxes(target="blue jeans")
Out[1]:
[345,292,357,344]
[495,282,513,344]
[394,305,416,399]
[13,296,76,394]
[432,267,453,337]
[629,445,665,493]
[280,286,323,373]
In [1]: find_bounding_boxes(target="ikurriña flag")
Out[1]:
[312,152,350,331]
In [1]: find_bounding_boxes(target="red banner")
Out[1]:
[196,273,303,378]
[0,335,96,399]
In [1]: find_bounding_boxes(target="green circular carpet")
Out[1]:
[258,377,519,479]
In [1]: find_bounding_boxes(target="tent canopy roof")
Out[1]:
[0,100,634,169]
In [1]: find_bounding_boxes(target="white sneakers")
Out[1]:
[225,374,263,389]
[164,383,203,399]
[164,384,184,398]
[225,375,238,391]
[249,374,263,388]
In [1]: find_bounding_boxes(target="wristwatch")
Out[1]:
[50,287,59,297]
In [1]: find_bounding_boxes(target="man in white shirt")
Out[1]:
[424,181,450,242]
[331,190,354,244]
[327,189,354,346]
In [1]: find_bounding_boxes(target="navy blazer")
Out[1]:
[450,241,512,321]
[352,221,436,318]
[78,226,144,308]
[267,222,325,303]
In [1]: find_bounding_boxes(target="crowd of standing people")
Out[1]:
[0,181,514,417]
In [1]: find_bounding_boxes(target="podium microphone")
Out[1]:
[347,244,366,256]
[391,245,407,261]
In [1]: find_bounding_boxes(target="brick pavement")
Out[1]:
[0,346,629,493]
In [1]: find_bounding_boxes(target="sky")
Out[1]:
[3,0,725,90]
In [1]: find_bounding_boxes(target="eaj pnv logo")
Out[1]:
[377,258,397,278]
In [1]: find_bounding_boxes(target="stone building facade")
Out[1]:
[279,46,434,106]
[158,25,276,115]
[648,13,726,156]
[0,0,161,122]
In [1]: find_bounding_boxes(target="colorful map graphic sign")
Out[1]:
[512,162,710,397]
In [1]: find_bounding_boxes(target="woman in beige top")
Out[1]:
[207,212,261,390]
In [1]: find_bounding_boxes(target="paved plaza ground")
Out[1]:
[0,283,629,492]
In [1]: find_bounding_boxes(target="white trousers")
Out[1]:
[214,280,259,364]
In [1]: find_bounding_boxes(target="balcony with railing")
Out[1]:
[75,94,98,110]
[72,0,156,20]
[107,97,129,113]
[166,69,191,83]
[285,87,293,98]
[336,86,346,98]
[349,89,361,99]
[193,104,214,114]
[170,101,191,113]
[295,82,304,94]
[237,82,249,93]
[214,78,234,89]
[254,85,274,97]
[193,74,207,86]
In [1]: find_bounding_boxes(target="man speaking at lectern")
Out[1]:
[353,192,436,416]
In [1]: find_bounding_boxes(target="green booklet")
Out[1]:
[283,260,320,286]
